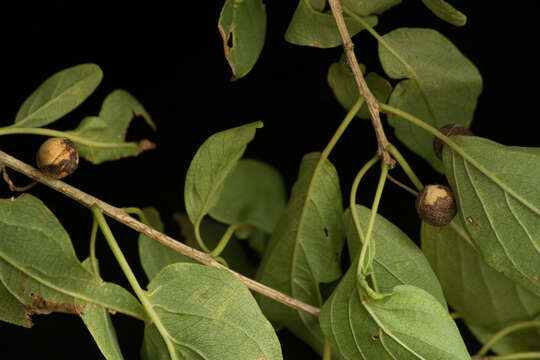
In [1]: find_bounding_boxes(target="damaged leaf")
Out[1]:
[67,89,156,164]
[0,194,146,322]
[218,0,266,79]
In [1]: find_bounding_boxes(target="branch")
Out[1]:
[0,149,321,317]
[328,0,395,168]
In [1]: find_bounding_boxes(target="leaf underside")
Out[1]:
[421,0,467,26]
[379,28,482,172]
[442,136,540,297]
[0,194,145,324]
[255,152,345,353]
[141,263,282,360]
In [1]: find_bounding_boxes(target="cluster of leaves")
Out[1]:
[1,0,539,359]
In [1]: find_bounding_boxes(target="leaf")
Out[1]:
[174,213,257,277]
[0,278,31,327]
[0,194,146,321]
[345,205,446,306]
[13,63,103,128]
[328,60,392,119]
[379,28,482,172]
[468,324,540,355]
[285,0,378,48]
[320,262,469,360]
[80,259,124,360]
[141,263,282,360]
[68,89,156,164]
[421,217,540,354]
[138,208,193,282]
[218,0,266,79]
[255,152,345,353]
[209,158,287,233]
[442,136,540,297]
[342,0,402,16]
[421,0,467,26]
[184,121,263,226]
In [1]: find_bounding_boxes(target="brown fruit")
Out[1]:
[416,184,457,226]
[433,124,473,159]
[36,137,79,179]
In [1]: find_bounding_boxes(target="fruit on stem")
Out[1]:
[416,184,457,226]
[36,137,79,179]
[433,124,473,159]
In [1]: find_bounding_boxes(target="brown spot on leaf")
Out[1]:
[137,139,156,151]
[473,176,478,181]
[27,293,86,315]
[534,275,539,281]
[371,334,380,341]
[323,226,329,239]
[466,216,474,225]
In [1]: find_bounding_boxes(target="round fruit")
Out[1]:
[36,137,79,179]
[416,184,457,226]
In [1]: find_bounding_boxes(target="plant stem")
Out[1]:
[90,205,178,360]
[193,219,210,253]
[349,155,380,248]
[475,321,540,357]
[89,217,99,275]
[379,103,540,216]
[0,149,321,317]
[387,144,423,192]
[210,223,245,257]
[328,0,395,167]
[322,338,332,360]
[122,207,147,224]
[387,174,418,197]
[357,162,388,275]
[322,97,364,160]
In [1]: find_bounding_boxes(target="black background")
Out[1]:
[1,1,539,359]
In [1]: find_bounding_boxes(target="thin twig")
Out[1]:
[1,165,37,192]
[327,0,395,168]
[387,174,419,197]
[0,149,321,317]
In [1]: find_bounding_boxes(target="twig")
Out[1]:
[0,149,321,317]
[1,165,37,192]
[327,0,395,168]
[387,174,418,197]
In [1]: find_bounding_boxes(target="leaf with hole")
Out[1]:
[80,258,124,360]
[140,263,282,360]
[320,258,469,360]
[209,158,287,234]
[67,89,156,164]
[255,152,345,353]
[328,60,392,119]
[379,28,482,172]
[184,121,263,227]
[345,205,446,306]
[421,0,467,26]
[13,63,102,128]
[138,207,194,283]
[285,0,378,48]
[174,213,256,277]
[0,194,146,322]
[422,217,540,354]
[218,0,266,79]
[442,136,540,297]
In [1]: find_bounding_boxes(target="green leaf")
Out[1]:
[328,60,392,119]
[218,0,266,79]
[421,217,540,354]
[345,205,446,306]
[174,213,257,277]
[80,259,124,360]
[421,0,467,26]
[320,263,469,360]
[379,28,482,172]
[141,263,282,360]
[184,121,263,226]
[209,158,287,233]
[442,136,540,296]
[0,278,31,327]
[0,194,146,321]
[13,63,103,128]
[468,324,540,355]
[342,0,402,16]
[285,0,378,48]
[68,89,156,164]
[138,208,193,282]
[255,152,344,353]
